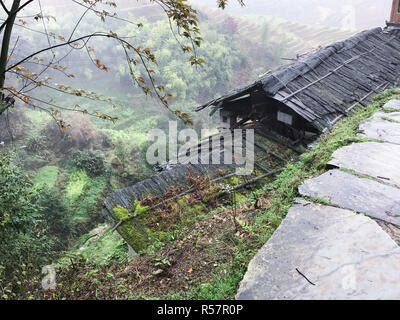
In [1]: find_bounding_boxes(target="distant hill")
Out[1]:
[194,0,393,30]
[190,4,356,88]
[39,0,393,31]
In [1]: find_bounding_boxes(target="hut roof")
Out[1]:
[102,131,296,222]
[196,27,400,130]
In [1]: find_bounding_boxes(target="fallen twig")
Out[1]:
[296,268,316,286]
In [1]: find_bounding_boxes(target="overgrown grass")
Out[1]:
[75,225,127,265]
[72,176,107,224]
[81,229,127,266]
[380,116,400,124]
[33,165,59,188]
[64,170,91,207]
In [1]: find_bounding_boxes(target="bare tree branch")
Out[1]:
[0,0,35,34]
[71,0,138,26]
[5,33,110,73]
[0,0,10,14]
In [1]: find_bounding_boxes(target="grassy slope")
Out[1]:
[33,165,59,188]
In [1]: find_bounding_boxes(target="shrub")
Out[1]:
[36,186,72,246]
[71,150,105,176]
[26,134,45,153]
[0,151,56,277]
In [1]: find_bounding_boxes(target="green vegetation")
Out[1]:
[34,165,59,188]
[0,152,56,278]
[64,170,91,206]
[71,151,106,177]
[380,116,400,124]
[73,176,107,225]
[59,225,128,267]
[78,228,127,266]
[113,206,150,253]
[2,88,399,300]
[26,134,46,154]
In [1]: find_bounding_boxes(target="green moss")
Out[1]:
[233,193,247,204]
[132,200,150,216]
[34,165,59,188]
[114,205,132,220]
[57,224,128,267]
[80,228,127,266]
[113,206,149,253]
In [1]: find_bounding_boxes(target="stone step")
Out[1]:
[382,99,400,110]
[236,103,400,300]
[236,200,400,300]
[358,116,400,144]
[373,111,400,122]
[328,142,400,188]
[299,169,400,226]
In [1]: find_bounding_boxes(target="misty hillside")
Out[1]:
[197,0,393,30]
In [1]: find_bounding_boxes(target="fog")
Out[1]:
[196,0,394,30]
[8,0,395,31]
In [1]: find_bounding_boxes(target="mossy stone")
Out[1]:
[113,205,150,253]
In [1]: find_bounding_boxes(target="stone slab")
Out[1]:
[299,169,400,226]
[373,111,400,122]
[236,200,400,300]
[382,99,400,110]
[328,142,400,188]
[358,117,400,144]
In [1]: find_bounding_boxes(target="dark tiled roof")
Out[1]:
[196,27,400,130]
[102,131,293,222]
[102,160,234,220]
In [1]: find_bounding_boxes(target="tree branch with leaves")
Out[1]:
[0,0,245,128]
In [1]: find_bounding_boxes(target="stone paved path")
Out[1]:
[236,100,400,300]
